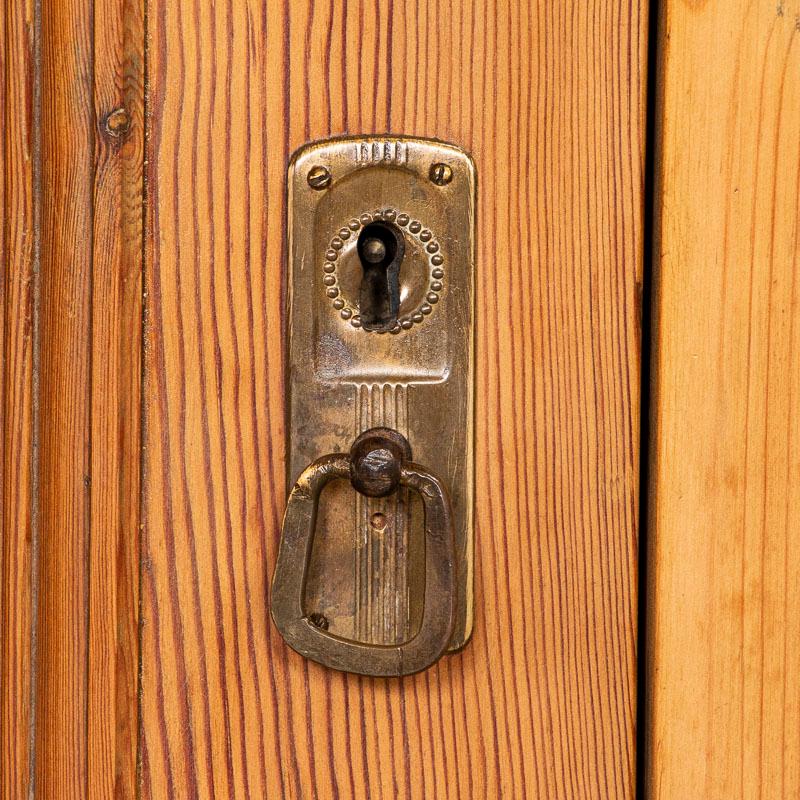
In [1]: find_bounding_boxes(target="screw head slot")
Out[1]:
[307,165,331,189]
[429,162,453,186]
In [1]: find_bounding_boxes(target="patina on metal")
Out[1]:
[273,135,475,675]
[272,429,457,676]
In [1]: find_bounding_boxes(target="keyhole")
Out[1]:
[357,222,404,331]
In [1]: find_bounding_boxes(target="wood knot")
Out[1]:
[103,107,131,138]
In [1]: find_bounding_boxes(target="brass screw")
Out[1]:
[307,165,331,189]
[429,162,453,186]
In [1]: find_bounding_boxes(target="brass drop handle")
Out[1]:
[271,428,457,677]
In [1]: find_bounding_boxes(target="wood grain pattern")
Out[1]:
[141,2,645,798]
[1,1,38,795]
[1,0,144,796]
[35,0,96,791]
[87,0,144,797]
[647,1,800,798]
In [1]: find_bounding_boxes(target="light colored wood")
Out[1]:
[648,1,800,798]
[141,2,645,798]
[1,0,144,796]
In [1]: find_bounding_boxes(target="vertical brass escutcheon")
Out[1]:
[271,136,475,676]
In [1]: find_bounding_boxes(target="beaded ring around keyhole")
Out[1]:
[321,208,445,333]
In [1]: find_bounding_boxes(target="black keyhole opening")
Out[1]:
[357,222,404,332]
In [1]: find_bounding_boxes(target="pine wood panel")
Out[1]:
[1,1,38,795]
[35,0,97,791]
[87,0,145,796]
[647,1,800,798]
[1,0,144,796]
[141,2,645,798]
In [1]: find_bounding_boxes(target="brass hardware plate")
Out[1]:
[272,429,457,676]
[284,135,475,658]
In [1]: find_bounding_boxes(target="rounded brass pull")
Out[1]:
[270,428,457,676]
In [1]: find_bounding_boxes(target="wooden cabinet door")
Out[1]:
[646,2,800,798]
[3,1,645,797]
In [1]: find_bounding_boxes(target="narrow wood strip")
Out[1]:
[1,1,38,796]
[87,0,145,796]
[34,0,95,793]
[648,1,800,798]
[1,0,146,795]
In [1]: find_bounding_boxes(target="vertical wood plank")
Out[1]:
[35,0,95,791]
[1,0,37,795]
[2,0,145,795]
[648,1,800,798]
[141,1,646,797]
[88,0,145,797]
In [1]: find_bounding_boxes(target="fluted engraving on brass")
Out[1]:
[271,136,475,676]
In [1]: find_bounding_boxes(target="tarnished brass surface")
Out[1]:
[272,429,457,676]
[281,135,475,663]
